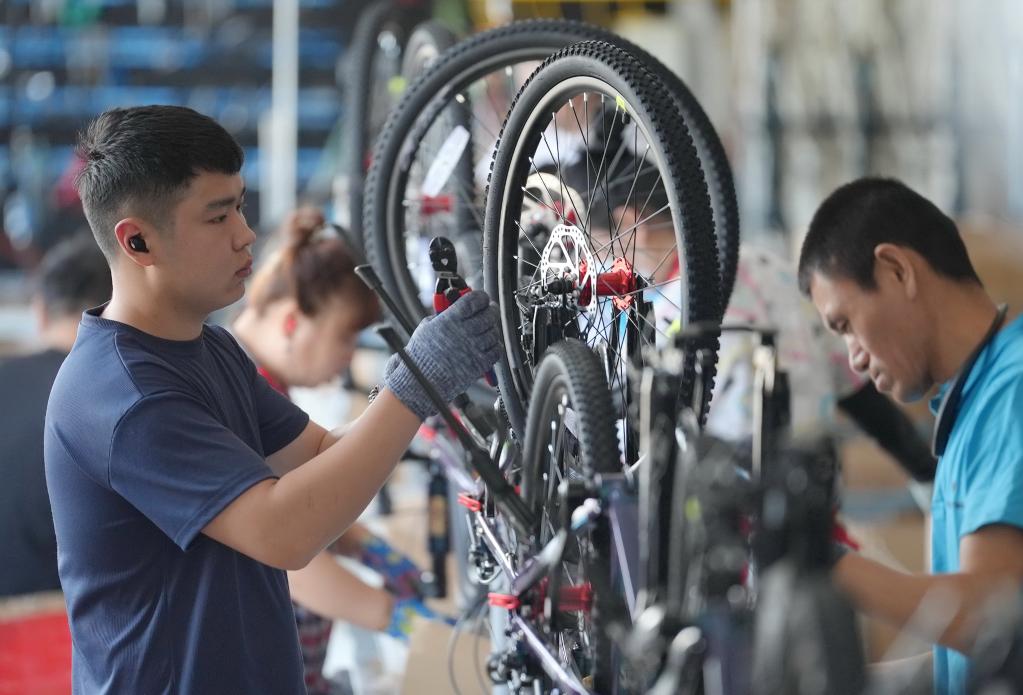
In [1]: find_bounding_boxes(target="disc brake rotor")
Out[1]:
[538,225,641,313]
[539,224,598,315]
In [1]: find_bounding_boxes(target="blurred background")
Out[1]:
[2,0,1023,347]
[2,1,1023,689]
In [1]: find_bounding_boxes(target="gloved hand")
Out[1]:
[357,534,424,600]
[383,290,501,421]
[385,596,457,642]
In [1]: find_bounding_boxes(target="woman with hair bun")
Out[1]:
[233,208,446,694]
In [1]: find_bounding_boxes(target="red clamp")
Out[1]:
[420,194,453,216]
[557,583,594,613]
[457,493,483,513]
[488,593,521,610]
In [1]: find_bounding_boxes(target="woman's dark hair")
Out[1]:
[798,177,980,296]
[247,223,378,329]
[75,105,244,259]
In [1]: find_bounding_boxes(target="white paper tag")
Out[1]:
[421,125,471,198]
[564,406,578,440]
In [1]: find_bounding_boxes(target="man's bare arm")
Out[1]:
[265,412,362,476]
[202,389,419,569]
[834,524,1023,653]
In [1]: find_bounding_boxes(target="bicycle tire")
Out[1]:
[519,338,620,692]
[399,19,480,304]
[400,20,458,77]
[484,40,722,440]
[342,0,418,258]
[363,19,738,325]
[674,77,739,315]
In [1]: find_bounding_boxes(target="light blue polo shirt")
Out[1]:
[930,313,1023,694]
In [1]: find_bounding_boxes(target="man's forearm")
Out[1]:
[260,389,419,567]
[835,553,1014,653]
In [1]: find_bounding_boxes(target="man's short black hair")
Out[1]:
[35,233,113,317]
[798,177,981,296]
[74,105,244,260]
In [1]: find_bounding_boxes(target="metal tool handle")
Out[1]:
[374,324,533,534]
[354,264,417,340]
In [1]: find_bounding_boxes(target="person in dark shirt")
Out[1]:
[0,233,111,597]
[44,105,500,694]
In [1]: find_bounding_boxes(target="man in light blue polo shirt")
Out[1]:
[797,177,1023,694]
[928,310,1023,690]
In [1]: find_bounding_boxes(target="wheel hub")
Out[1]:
[539,224,598,313]
[539,225,639,311]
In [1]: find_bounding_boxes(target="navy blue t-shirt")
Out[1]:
[44,307,310,694]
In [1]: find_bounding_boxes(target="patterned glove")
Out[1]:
[385,597,457,641]
[357,535,424,600]
[383,290,501,421]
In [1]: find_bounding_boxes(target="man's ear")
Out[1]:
[874,243,917,299]
[113,218,156,267]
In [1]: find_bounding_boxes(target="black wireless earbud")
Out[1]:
[128,235,149,253]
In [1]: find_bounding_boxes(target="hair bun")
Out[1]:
[283,208,326,250]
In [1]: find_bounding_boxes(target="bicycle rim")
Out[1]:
[484,41,722,442]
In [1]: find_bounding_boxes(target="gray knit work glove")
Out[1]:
[383,290,501,421]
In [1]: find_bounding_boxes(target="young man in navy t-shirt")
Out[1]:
[45,105,501,693]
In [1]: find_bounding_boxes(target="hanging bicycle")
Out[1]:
[482,39,722,453]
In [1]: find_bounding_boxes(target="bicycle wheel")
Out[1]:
[484,40,722,443]
[340,0,419,256]
[519,338,620,693]
[363,19,738,326]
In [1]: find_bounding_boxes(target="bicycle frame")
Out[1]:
[361,259,808,695]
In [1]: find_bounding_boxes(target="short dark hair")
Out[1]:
[798,177,980,296]
[35,233,113,317]
[74,105,244,259]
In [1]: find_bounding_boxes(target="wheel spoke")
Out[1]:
[522,184,570,222]
[457,91,500,143]
[514,220,545,259]
[591,201,672,259]
[582,96,621,237]
[539,128,587,231]
[608,143,651,244]
[647,242,680,280]
[526,158,570,226]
